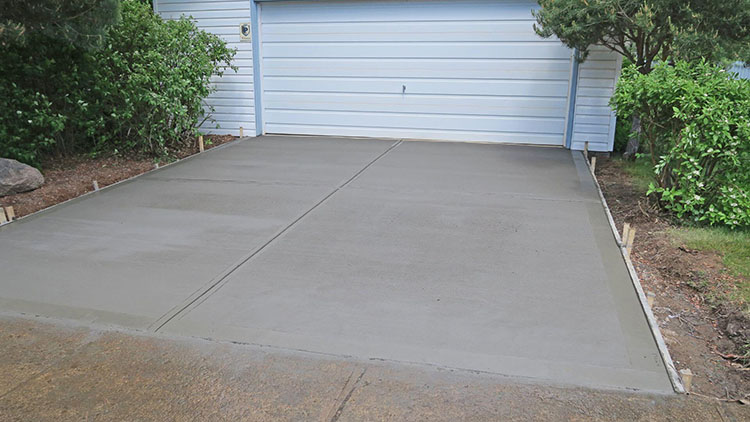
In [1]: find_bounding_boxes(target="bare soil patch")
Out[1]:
[0,135,236,218]
[596,157,750,400]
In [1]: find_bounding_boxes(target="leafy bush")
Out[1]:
[0,0,234,165]
[90,0,235,155]
[0,37,100,165]
[0,84,64,166]
[612,61,750,228]
[612,115,632,154]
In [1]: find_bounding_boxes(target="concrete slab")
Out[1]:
[161,140,672,392]
[0,136,672,392]
[0,136,396,328]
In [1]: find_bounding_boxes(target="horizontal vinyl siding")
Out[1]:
[729,62,750,80]
[261,0,572,145]
[156,0,255,136]
[570,47,620,152]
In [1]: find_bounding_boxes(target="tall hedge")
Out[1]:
[0,0,235,166]
[612,61,750,228]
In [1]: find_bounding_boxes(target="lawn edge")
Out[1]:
[579,152,686,394]
[0,136,252,228]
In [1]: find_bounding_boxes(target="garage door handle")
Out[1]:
[402,84,406,93]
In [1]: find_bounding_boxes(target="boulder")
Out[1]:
[0,158,44,196]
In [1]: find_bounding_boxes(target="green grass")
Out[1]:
[621,157,656,193]
[670,227,750,279]
[670,226,750,303]
[612,154,750,305]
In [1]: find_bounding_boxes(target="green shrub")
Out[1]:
[612,60,750,228]
[90,0,235,156]
[0,84,64,166]
[613,115,632,154]
[0,0,234,165]
[0,38,98,165]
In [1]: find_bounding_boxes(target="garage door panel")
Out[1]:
[265,93,567,118]
[262,21,551,43]
[264,77,570,97]
[260,0,571,145]
[263,58,571,80]
[263,42,571,60]
[261,0,540,23]
[265,124,563,145]
[264,110,565,134]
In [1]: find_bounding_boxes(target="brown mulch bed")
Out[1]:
[0,135,237,218]
[596,157,750,400]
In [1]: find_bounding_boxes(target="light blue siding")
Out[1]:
[260,0,573,145]
[570,46,621,152]
[155,0,255,136]
[729,62,750,80]
[152,0,621,150]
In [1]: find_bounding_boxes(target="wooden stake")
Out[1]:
[5,206,14,221]
[590,156,597,173]
[646,291,656,308]
[679,369,694,393]
[583,141,589,158]
[92,180,99,191]
[198,135,205,152]
[239,126,244,137]
[625,227,637,257]
[0,209,7,224]
[622,222,631,245]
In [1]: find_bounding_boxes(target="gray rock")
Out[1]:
[0,158,44,196]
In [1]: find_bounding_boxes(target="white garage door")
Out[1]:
[259,0,573,145]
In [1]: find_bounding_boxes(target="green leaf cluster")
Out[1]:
[0,0,235,166]
[611,61,750,228]
[89,0,235,156]
[533,0,750,72]
[0,0,121,49]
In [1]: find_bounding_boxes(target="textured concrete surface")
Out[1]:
[1,315,747,422]
[0,135,671,392]
[0,136,394,328]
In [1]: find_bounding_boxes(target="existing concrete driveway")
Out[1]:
[0,136,672,392]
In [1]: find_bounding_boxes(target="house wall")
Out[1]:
[729,62,750,80]
[154,0,256,136]
[570,46,622,152]
[153,0,621,151]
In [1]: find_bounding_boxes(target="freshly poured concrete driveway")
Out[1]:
[0,136,672,392]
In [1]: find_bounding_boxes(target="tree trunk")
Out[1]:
[623,114,641,160]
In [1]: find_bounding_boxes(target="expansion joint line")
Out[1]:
[149,140,403,333]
